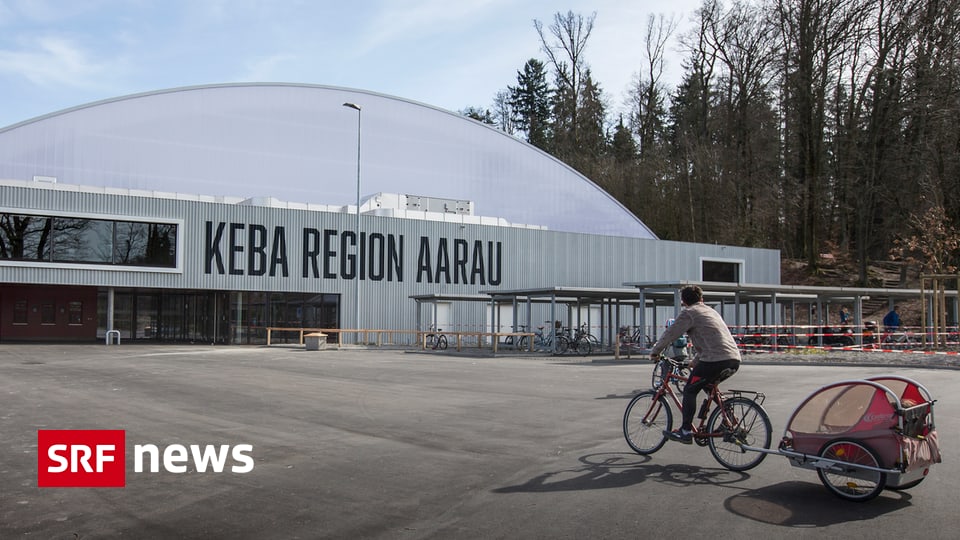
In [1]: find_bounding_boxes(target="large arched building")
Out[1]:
[0,83,779,344]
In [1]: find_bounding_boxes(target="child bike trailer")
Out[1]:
[776,375,941,502]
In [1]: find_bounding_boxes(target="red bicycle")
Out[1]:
[623,356,773,471]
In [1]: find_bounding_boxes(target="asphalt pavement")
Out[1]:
[1,344,957,539]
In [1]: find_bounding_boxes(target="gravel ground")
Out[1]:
[743,348,960,369]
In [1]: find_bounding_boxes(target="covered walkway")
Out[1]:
[471,282,960,352]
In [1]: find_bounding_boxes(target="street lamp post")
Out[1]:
[342,102,362,341]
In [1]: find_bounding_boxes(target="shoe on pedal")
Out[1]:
[664,428,693,444]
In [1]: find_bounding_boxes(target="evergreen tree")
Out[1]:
[508,58,553,150]
[611,115,638,165]
[574,71,608,175]
[460,106,496,125]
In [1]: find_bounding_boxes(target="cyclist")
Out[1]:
[649,285,741,444]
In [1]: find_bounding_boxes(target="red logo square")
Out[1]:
[37,430,126,488]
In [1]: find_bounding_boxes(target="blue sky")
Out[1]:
[0,0,703,129]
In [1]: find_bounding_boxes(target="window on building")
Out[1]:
[114,222,177,267]
[0,212,177,268]
[0,215,51,261]
[69,302,83,325]
[13,300,28,324]
[52,218,113,264]
[702,260,740,283]
[41,303,56,324]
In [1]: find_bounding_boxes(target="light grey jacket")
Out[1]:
[650,303,741,364]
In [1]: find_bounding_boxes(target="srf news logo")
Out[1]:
[38,430,254,488]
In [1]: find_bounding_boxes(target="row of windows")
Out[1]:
[13,300,83,325]
[0,213,177,267]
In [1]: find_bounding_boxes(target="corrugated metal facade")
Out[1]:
[1,183,780,338]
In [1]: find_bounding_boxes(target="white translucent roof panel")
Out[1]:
[0,83,656,238]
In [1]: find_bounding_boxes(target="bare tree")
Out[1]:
[491,90,516,135]
[669,0,723,242]
[775,0,872,266]
[535,10,597,162]
[706,0,780,246]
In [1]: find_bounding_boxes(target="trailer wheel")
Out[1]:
[817,439,886,502]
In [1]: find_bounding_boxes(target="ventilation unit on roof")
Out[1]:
[404,194,473,215]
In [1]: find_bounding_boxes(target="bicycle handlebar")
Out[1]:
[654,354,689,368]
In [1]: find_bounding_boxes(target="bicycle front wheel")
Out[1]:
[706,396,772,471]
[623,390,672,454]
[651,360,688,392]
[672,365,689,393]
[437,335,448,350]
[574,338,591,356]
[650,360,666,390]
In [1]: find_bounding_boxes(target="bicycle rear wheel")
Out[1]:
[574,338,591,356]
[437,335,448,350]
[623,390,672,454]
[706,396,771,471]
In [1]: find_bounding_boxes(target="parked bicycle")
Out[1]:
[738,326,796,351]
[618,326,653,355]
[882,329,922,349]
[533,324,568,354]
[502,324,530,350]
[573,324,599,347]
[560,325,593,356]
[623,356,773,471]
[425,326,448,350]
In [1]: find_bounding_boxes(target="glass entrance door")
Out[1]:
[158,291,228,343]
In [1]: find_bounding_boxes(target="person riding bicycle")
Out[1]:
[649,285,742,444]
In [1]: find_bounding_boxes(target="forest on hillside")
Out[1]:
[461,1,960,285]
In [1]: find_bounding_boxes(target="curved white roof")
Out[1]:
[0,83,656,238]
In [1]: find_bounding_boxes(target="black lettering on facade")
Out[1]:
[368,233,384,281]
[269,226,288,277]
[358,232,366,280]
[388,235,402,282]
[454,239,468,284]
[204,224,491,285]
[487,241,502,285]
[341,231,356,279]
[302,228,320,278]
[434,238,450,284]
[228,223,245,275]
[204,221,226,274]
[304,228,405,282]
[322,229,338,279]
[416,236,432,283]
[249,224,268,276]
[471,240,485,285]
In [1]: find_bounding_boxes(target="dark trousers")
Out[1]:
[680,359,740,430]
